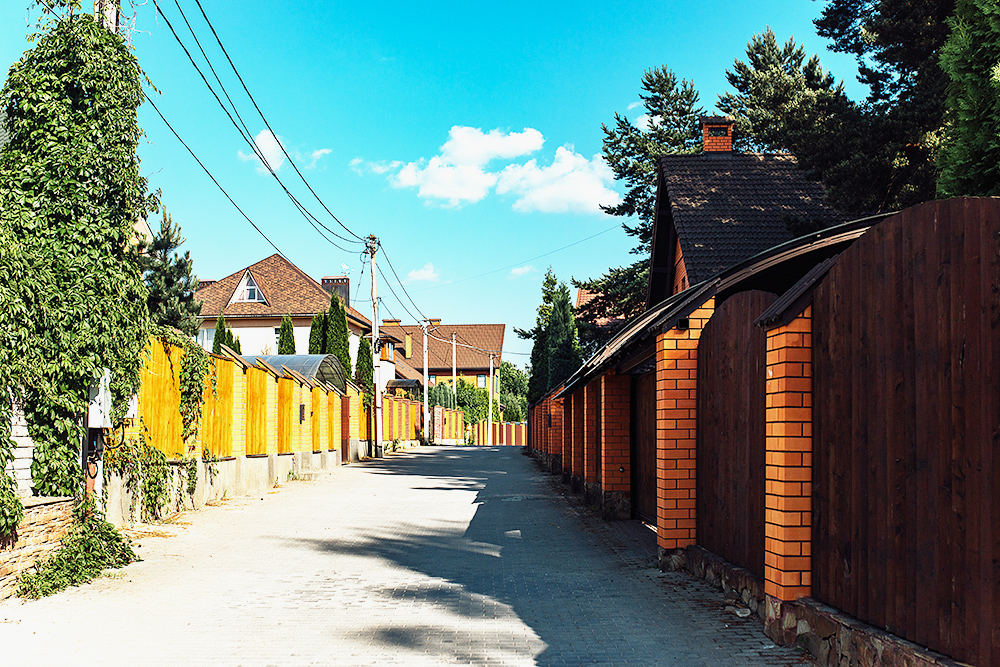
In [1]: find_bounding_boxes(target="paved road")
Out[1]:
[0,445,812,666]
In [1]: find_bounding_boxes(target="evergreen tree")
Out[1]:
[278,315,295,354]
[545,284,583,391]
[517,268,560,404]
[139,208,202,336]
[308,313,325,354]
[499,361,528,422]
[230,335,242,355]
[937,0,1000,196]
[329,297,352,378]
[428,383,457,409]
[212,314,227,355]
[354,338,373,405]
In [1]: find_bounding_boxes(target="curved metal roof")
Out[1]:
[242,354,347,392]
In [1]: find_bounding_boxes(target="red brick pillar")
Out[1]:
[763,306,813,601]
[550,398,563,471]
[571,388,584,480]
[599,370,631,518]
[656,299,714,552]
[562,394,572,476]
[583,379,600,485]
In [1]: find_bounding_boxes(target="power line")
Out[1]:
[190,0,365,243]
[153,0,361,252]
[145,95,286,257]
[376,262,421,324]
[413,223,621,292]
[378,245,427,321]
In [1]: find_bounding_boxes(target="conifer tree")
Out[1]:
[140,208,202,336]
[329,298,352,378]
[937,0,1000,196]
[519,268,559,404]
[308,313,324,354]
[212,314,227,355]
[230,335,242,355]
[545,284,583,391]
[278,315,295,354]
[355,338,373,405]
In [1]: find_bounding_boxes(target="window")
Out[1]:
[232,273,267,304]
[477,374,486,388]
[708,126,729,137]
[274,328,281,345]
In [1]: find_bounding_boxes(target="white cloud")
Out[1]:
[238,130,286,174]
[388,126,543,208]
[407,262,439,282]
[496,146,620,214]
[627,101,643,110]
[508,264,535,278]
[304,148,332,169]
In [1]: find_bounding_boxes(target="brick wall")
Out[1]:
[656,299,714,551]
[0,497,74,599]
[763,306,813,601]
[599,371,630,494]
[583,379,600,483]
[571,388,584,479]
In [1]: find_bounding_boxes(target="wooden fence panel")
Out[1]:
[139,339,184,458]
[812,198,1000,665]
[312,388,322,451]
[201,359,234,458]
[696,290,774,578]
[277,377,293,454]
[245,367,267,456]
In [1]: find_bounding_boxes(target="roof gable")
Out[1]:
[647,153,851,307]
[379,323,505,373]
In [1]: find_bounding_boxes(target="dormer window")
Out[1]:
[231,272,268,305]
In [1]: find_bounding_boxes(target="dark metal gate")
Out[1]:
[630,371,657,523]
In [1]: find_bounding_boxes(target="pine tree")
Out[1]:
[354,338,373,405]
[278,315,295,354]
[212,314,227,355]
[517,268,560,404]
[231,335,242,355]
[308,313,324,354]
[937,0,1000,196]
[329,297,352,379]
[140,208,202,336]
[545,284,583,391]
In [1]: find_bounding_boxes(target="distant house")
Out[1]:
[379,319,504,394]
[195,254,372,374]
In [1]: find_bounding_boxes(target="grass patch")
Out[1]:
[18,499,138,599]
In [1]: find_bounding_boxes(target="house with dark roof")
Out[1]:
[646,116,850,307]
[379,319,504,394]
[195,254,373,373]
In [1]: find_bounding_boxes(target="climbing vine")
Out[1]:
[102,426,170,524]
[0,5,156,501]
[152,324,215,446]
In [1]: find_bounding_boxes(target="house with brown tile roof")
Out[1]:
[379,319,504,394]
[195,254,372,371]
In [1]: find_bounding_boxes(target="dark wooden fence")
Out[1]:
[812,198,1000,666]
[696,290,775,578]
[630,371,657,523]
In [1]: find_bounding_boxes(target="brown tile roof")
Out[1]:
[659,152,850,285]
[379,323,505,374]
[195,254,370,326]
[393,357,423,382]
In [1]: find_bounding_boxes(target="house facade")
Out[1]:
[194,254,372,374]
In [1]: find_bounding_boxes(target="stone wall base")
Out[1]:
[583,481,602,507]
[569,474,584,494]
[600,489,631,520]
[0,497,74,600]
[660,545,765,617]
[763,596,967,667]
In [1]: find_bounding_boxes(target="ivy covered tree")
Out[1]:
[0,7,156,500]
[277,315,295,354]
[937,0,1000,196]
[139,207,201,336]
[545,284,583,391]
[354,338,373,406]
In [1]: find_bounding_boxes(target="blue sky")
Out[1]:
[0,1,863,365]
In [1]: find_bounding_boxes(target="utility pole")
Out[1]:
[422,320,429,443]
[496,358,502,442]
[368,235,382,456]
[487,353,494,447]
[95,0,118,32]
[451,333,457,392]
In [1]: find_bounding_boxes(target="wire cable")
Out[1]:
[378,244,427,321]
[376,262,421,324]
[191,0,365,243]
[153,0,360,252]
[145,94,286,257]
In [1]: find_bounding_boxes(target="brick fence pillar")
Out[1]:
[583,378,600,494]
[562,393,573,481]
[549,398,563,473]
[599,370,631,518]
[763,306,813,601]
[656,298,714,554]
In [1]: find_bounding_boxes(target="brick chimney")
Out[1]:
[428,318,441,327]
[701,116,734,152]
[321,275,350,307]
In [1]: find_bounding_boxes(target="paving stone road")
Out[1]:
[0,445,814,666]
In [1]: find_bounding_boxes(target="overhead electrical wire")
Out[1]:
[190,0,365,243]
[152,0,361,253]
[378,245,427,321]
[145,95,286,257]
